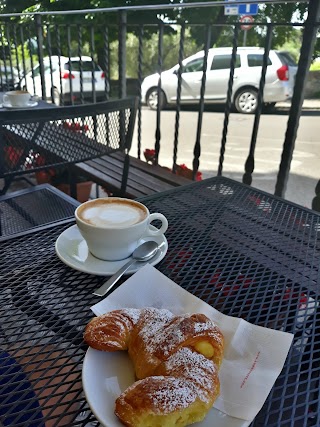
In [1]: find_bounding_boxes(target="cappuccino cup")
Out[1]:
[3,90,31,107]
[75,197,168,261]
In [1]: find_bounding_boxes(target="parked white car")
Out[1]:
[20,56,108,105]
[141,47,298,114]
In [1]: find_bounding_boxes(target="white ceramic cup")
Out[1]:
[3,90,31,107]
[75,197,168,261]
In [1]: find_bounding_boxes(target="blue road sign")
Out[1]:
[238,4,259,15]
[225,6,239,15]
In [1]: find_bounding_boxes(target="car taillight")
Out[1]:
[101,72,106,78]
[61,72,75,79]
[277,65,289,81]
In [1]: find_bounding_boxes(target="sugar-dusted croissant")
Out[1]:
[84,308,141,351]
[84,308,224,427]
[115,348,220,427]
[84,308,223,375]
[128,308,224,379]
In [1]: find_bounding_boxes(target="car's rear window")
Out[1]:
[276,51,297,66]
[64,61,101,72]
[247,54,272,67]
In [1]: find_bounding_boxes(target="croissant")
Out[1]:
[84,308,141,351]
[84,308,224,427]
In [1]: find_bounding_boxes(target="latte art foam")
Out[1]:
[79,201,147,228]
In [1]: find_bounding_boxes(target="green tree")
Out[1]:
[110,28,200,79]
[0,0,316,73]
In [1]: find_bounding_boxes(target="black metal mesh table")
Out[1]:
[0,176,319,426]
[0,184,79,238]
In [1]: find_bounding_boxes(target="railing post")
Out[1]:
[155,22,164,165]
[78,24,84,104]
[19,26,27,84]
[275,0,320,198]
[118,10,127,151]
[67,25,74,105]
[35,14,46,100]
[0,25,9,91]
[90,25,96,104]
[118,10,127,99]
[103,26,109,101]
[243,23,273,186]
[193,23,211,181]
[172,23,185,173]
[137,25,144,160]
[218,23,239,176]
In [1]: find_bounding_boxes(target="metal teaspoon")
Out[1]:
[92,241,160,297]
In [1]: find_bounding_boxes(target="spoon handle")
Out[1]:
[93,259,135,297]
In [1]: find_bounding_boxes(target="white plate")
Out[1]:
[55,224,168,276]
[82,347,250,427]
[1,101,38,109]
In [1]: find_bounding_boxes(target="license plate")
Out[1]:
[83,77,96,83]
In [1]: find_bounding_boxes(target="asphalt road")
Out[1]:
[131,105,320,209]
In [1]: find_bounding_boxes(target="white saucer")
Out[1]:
[1,101,38,109]
[55,224,168,276]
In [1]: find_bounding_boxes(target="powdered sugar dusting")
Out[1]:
[162,347,218,402]
[124,376,198,414]
[137,310,222,357]
[150,377,197,414]
[120,308,142,324]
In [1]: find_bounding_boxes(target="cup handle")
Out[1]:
[146,213,168,236]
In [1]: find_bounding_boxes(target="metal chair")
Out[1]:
[0,97,138,198]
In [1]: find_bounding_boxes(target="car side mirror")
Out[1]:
[173,68,183,75]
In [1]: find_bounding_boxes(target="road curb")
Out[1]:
[277,100,320,110]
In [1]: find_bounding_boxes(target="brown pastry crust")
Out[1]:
[84,307,224,427]
[115,348,220,427]
[128,309,224,379]
[83,308,141,351]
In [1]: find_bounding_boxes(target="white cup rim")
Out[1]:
[75,197,150,230]
[5,91,30,96]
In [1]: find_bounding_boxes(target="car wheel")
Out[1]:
[235,89,258,114]
[52,88,61,106]
[146,88,166,110]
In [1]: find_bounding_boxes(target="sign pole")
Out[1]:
[243,30,247,47]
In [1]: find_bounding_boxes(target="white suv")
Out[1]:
[20,56,108,105]
[141,47,297,114]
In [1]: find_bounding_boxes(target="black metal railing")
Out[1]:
[0,0,319,208]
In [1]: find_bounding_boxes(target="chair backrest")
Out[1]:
[0,97,138,179]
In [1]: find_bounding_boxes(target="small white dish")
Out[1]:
[82,347,250,427]
[55,224,168,276]
[1,101,38,109]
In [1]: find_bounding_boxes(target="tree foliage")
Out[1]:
[0,0,318,76]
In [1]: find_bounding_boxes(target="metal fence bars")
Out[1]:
[0,1,319,204]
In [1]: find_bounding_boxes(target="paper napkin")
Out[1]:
[91,264,293,422]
